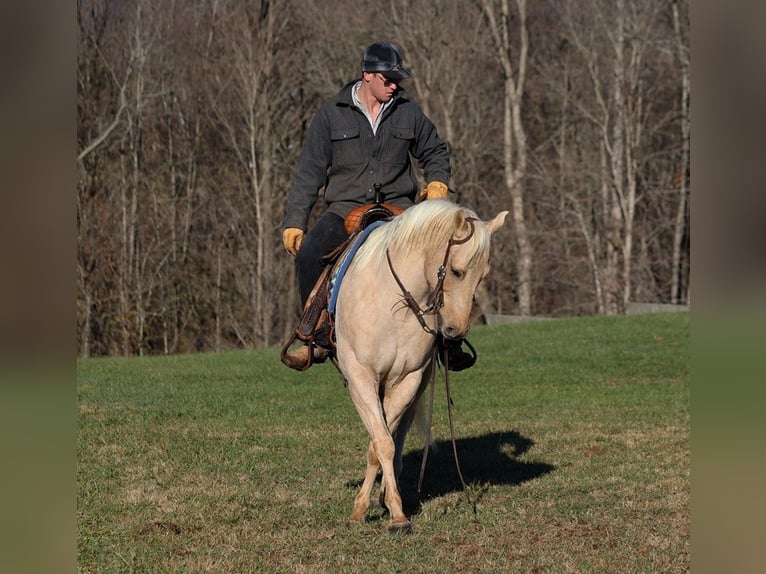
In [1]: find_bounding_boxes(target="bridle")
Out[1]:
[385,217,478,335]
[385,216,480,511]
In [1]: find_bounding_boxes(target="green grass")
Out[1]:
[78,312,689,573]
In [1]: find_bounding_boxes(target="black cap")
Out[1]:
[360,41,411,81]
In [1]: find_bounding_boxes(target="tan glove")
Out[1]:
[282,228,304,255]
[419,181,449,200]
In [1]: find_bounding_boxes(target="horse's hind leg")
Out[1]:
[349,441,379,523]
[351,435,408,529]
[378,402,417,509]
[379,376,430,513]
[393,399,419,479]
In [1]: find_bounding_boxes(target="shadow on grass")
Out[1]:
[346,430,555,519]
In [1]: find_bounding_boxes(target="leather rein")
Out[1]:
[384,216,479,512]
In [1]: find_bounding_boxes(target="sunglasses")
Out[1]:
[376,73,399,87]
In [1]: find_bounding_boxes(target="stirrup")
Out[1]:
[438,337,477,372]
[281,341,329,371]
[280,260,339,371]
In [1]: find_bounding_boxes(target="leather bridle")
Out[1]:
[385,216,480,511]
[385,217,478,335]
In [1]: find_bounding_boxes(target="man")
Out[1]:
[281,41,472,371]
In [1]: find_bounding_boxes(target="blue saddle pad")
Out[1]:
[328,220,386,314]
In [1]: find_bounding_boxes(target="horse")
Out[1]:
[333,199,508,532]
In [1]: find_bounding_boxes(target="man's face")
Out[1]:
[369,73,399,102]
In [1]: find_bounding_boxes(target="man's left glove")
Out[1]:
[419,181,449,200]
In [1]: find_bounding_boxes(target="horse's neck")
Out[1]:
[386,246,438,303]
[335,244,438,371]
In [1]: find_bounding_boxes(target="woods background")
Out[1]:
[77,0,690,357]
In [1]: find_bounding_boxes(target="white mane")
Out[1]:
[351,200,491,272]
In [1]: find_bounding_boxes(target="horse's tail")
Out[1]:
[413,378,438,453]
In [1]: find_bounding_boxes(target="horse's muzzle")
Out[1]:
[440,324,468,340]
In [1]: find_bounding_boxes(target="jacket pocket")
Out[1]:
[331,127,362,166]
[381,127,414,165]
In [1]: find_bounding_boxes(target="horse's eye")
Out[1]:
[450,266,463,279]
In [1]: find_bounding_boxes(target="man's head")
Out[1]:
[360,42,411,82]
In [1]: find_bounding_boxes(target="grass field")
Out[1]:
[78,312,689,573]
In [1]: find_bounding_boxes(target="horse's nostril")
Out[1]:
[443,326,460,339]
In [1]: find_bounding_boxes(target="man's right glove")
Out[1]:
[419,181,449,200]
[282,228,304,256]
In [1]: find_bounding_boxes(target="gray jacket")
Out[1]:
[282,80,451,231]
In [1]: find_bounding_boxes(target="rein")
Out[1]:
[417,342,474,514]
[386,216,479,513]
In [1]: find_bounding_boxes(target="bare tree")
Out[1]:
[671,0,690,304]
[208,0,309,348]
[155,0,220,353]
[480,0,533,315]
[76,0,689,356]
[387,1,508,320]
[559,0,669,314]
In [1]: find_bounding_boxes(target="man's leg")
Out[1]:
[296,212,349,307]
[282,211,349,369]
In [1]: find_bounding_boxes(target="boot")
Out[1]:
[441,338,476,372]
[281,344,330,371]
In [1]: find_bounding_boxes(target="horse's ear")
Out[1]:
[453,210,473,239]
[486,211,509,235]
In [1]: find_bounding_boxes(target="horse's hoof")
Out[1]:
[388,521,412,534]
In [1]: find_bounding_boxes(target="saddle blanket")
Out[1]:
[328,220,386,314]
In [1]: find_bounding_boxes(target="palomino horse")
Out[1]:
[333,199,508,531]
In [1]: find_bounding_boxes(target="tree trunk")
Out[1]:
[671,0,690,304]
[482,0,532,315]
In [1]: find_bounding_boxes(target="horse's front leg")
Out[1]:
[377,370,429,530]
[373,435,410,532]
[383,367,432,509]
[378,404,417,511]
[346,376,411,531]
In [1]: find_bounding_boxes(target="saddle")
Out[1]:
[344,201,404,235]
[279,198,403,371]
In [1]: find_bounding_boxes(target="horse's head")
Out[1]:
[347,200,508,342]
[437,207,508,340]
